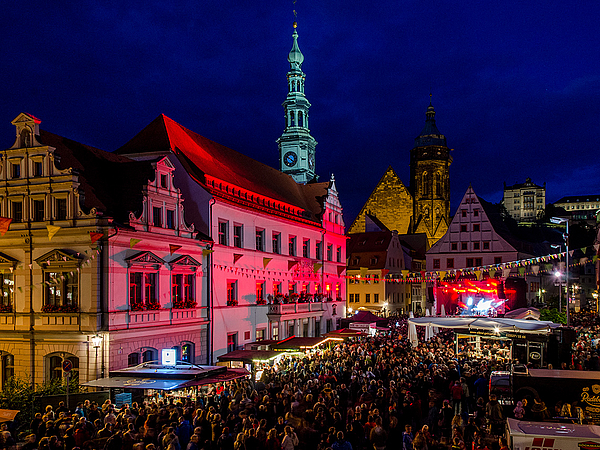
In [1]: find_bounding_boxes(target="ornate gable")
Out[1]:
[10,113,43,149]
[35,249,84,268]
[168,255,201,271]
[125,251,165,268]
[0,252,18,270]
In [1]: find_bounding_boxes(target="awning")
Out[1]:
[271,336,343,351]
[0,409,19,423]
[217,350,281,363]
[82,377,191,390]
[408,316,561,333]
[180,368,250,387]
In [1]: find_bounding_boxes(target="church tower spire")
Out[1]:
[277,21,317,184]
[409,97,452,247]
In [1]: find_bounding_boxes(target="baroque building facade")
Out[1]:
[502,177,546,222]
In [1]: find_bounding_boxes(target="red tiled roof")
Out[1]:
[116,115,329,223]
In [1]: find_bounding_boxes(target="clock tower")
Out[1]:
[277,22,317,184]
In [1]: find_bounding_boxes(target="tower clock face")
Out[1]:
[284,151,297,167]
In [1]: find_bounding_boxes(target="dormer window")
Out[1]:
[33,161,43,177]
[153,207,162,227]
[19,129,31,148]
[160,174,168,188]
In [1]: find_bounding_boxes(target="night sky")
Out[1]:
[2,1,599,226]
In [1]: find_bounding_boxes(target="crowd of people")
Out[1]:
[0,319,522,450]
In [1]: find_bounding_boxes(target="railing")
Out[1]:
[267,302,326,315]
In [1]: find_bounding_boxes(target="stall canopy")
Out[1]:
[270,336,343,351]
[217,350,281,363]
[504,307,541,320]
[408,316,561,333]
[324,328,368,338]
[349,310,382,323]
[83,377,190,391]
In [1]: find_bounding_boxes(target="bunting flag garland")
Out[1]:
[0,217,12,236]
[47,225,61,240]
[439,271,446,280]
[233,253,243,264]
[532,265,539,275]
[130,238,141,248]
[202,249,214,257]
[595,244,600,252]
[89,232,104,244]
[263,257,273,269]
[288,260,299,270]
[381,269,389,277]
[169,244,182,255]
[502,268,511,279]
[313,263,322,273]
[475,270,482,281]
[402,270,409,278]
[337,266,346,276]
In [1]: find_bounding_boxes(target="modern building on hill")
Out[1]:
[553,195,600,220]
[349,98,452,248]
[502,177,546,222]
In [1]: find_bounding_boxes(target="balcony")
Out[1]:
[267,302,324,316]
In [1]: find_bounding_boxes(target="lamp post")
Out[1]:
[551,217,570,326]
[91,334,102,380]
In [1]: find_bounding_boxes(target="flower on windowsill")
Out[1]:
[172,299,197,309]
[41,304,78,313]
[289,293,299,303]
[335,296,343,302]
[0,303,12,313]
[130,302,144,311]
[144,301,161,310]
[256,298,267,305]
[226,299,238,306]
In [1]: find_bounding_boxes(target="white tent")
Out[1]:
[408,311,419,347]
[408,316,560,333]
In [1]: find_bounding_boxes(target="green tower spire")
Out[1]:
[277,21,318,184]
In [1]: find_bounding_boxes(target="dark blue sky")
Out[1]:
[2,1,599,225]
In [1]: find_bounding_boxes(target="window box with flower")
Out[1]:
[256,298,267,305]
[226,299,238,307]
[173,299,197,309]
[41,304,78,313]
[0,303,13,313]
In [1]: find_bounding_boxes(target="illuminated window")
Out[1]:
[256,329,265,341]
[303,239,310,258]
[227,333,237,352]
[45,271,78,310]
[315,241,322,259]
[218,221,228,245]
[129,272,157,309]
[172,274,195,307]
[233,224,243,248]
[227,281,237,306]
[256,281,264,303]
[272,232,281,254]
[273,282,281,296]
[0,273,14,310]
[1,353,14,389]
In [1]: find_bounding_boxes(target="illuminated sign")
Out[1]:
[162,349,176,366]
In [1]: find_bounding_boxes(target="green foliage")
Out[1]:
[0,375,84,431]
[539,307,566,325]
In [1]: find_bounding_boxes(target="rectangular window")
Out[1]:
[288,282,297,294]
[0,273,14,309]
[129,272,142,307]
[33,199,44,222]
[461,210,467,218]
[166,209,175,229]
[45,271,78,309]
[227,333,237,352]
[272,232,281,254]
[144,273,157,304]
[365,294,371,303]
[336,246,342,263]
[172,273,195,307]
[289,236,296,256]
[451,242,457,251]
[475,258,482,266]
[467,258,474,267]
[433,259,440,269]
[315,241,322,259]
[11,201,22,223]
[473,242,480,250]
[256,281,264,304]
[303,239,310,258]
[227,281,237,306]
[218,221,228,245]
[374,293,379,303]
[483,241,490,250]
[55,198,67,220]
[273,282,281,296]
[461,242,468,250]
[153,206,162,227]
[373,274,379,284]
[255,229,265,251]
[233,224,243,248]
[160,174,168,188]
[244,331,251,341]
[447,258,454,269]
[473,224,480,232]
[355,293,360,303]
[494,257,502,265]
[11,163,20,179]
[327,244,333,261]
[33,161,43,177]
[349,293,354,303]
[256,328,265,341]
[460,224,467,232]
[474,209,479,217]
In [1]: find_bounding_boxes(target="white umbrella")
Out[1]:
[408,312,419,347]
[424,308,433,341]
[440,304,446,317]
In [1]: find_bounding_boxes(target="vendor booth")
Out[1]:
[217,349,283,383]
[83,359,249,404]
[270,336,344,352]
[408,316,561,366]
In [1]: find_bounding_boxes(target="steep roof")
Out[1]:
[39,130,153,222]
[116,114,329,223]
[347,231,393,270]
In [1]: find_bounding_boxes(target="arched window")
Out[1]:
[290,111,295,127]
[181,342,194,364]
[435,172,442,196]
[128,352,140,367]
[20,128,31,148]
[1,353,14,389]
[142,348,157,362]
[422,172,431,196]
[46,352,79,382]
[298,111,304,127]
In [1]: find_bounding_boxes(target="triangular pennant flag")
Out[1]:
[89,231,103,244]
[401,270,409,278]
[202,249,214,257]
[263,257,273,269]
[288,260,299,270]
[439,271,446,280]
[337,266,346,276]
[518,267,525,275]
[532,265,540,275]
[130,238,142,248]
[488,268,496,279]
[475,270,482,281]
[233,253,243,264]
[0,217,12,236]
[169,244,182,255]
[502,268,511,279]
[313,263,323,273]
[47,225,61,240]
[569,250,575,257]
[594,244,600,252]
[381,269,389,277]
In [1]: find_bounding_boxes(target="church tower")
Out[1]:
[410,98,452,246]
[277,22,317,184]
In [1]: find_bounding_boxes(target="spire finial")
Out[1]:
[429,92,432,106]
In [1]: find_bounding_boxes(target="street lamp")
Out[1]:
[554,269,563,313]
[551,217,570,326]
[91,334,103,379]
